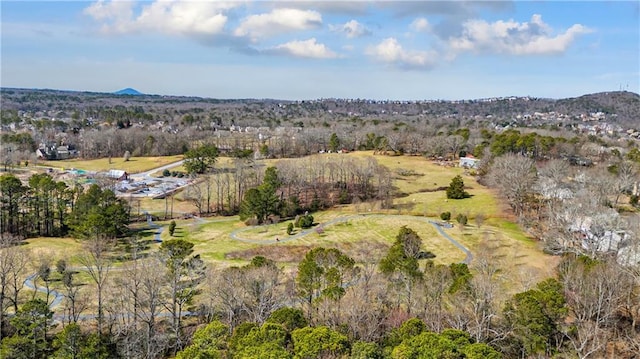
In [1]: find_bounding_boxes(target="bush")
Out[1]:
[162,169,171,177]
[56,259,67,274]
[295,214,314,229]
[245,218,259,226]
[287,222,294,235]
[631,195,639,207]
[456,214,468,225]
[168,220,176,236]
[440,212,451,221]
[338,190,351,204]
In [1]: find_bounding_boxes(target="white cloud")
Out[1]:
[234,8,322,40]
[367,37,437,69]
[410,18,431,32]
[84,0,133,21]
[448,14,592,55]
[330,19,371,38]
[84,0,235,36]
[270,38,338,59]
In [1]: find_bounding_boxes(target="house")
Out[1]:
[35,143,79,160]
[459,156,481,169]
[106,170,129,181]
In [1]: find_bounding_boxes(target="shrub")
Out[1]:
[631,195,639,207]
[440,212,451,221]
[338,190,350,204]
[456,214,468,225]
[162,169,171,177]
[295,214,314,229]
[287,222,294,235]
[56,259,67,274]
[168,220,176,236]
[245,218,259,226]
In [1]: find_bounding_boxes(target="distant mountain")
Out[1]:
[114,88,143,96]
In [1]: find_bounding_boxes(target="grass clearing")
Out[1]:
[149,152,552,286]
[25,237,86,265]
[22,152,555,299]
[41,155,184,173]
[349,152,502,218]
[443,223,558,295]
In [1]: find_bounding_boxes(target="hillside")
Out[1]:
[1,87,638,126]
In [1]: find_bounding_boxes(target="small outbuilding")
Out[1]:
[107,169,129,181]
[459,156,481,169]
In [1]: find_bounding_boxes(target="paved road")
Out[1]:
[23,274,65,308]
[428,220,473,264]
[133,159,185,179]
[26,212,472,314]
[229,214,473,264]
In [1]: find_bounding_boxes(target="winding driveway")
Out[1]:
[229,214,473,264]
[25,212,472,312]
[23,274,65,308]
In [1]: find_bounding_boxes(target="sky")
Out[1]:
[1,1,638,100]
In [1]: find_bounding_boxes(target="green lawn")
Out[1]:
[20,151,554,298]
[25,237,86,265]
[40,155,184,173]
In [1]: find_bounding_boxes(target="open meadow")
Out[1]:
[22,151,556,303]
[40,155,184,173]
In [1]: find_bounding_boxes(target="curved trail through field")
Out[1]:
[23,274,65,308]
[25,213,471,314]
[23,212,164,311]
[229,214,473,264]
[24,212,233,311]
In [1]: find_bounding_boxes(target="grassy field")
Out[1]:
[25,237,86,264]
[168,211,554,290]
[19,151,555,300]
[40,155,184,173]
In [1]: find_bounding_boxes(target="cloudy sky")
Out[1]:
[1,1,638,100]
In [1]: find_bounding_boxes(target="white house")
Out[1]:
[459,156,481,169]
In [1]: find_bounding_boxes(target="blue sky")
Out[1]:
[1,1,638,100]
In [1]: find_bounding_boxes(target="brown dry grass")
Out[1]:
[20,152,556,298]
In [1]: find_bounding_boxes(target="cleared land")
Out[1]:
[40,155,184,173]
[23,152,556,299]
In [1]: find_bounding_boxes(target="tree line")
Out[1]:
[0,175,129,240]
[183,149,393,218]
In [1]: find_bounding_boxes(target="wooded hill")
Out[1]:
[1,88,638,127]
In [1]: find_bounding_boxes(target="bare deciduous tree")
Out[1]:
[559,256,633,358]
[78,238,114,334]
[486,154,537,217]
[0,235,29,339]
